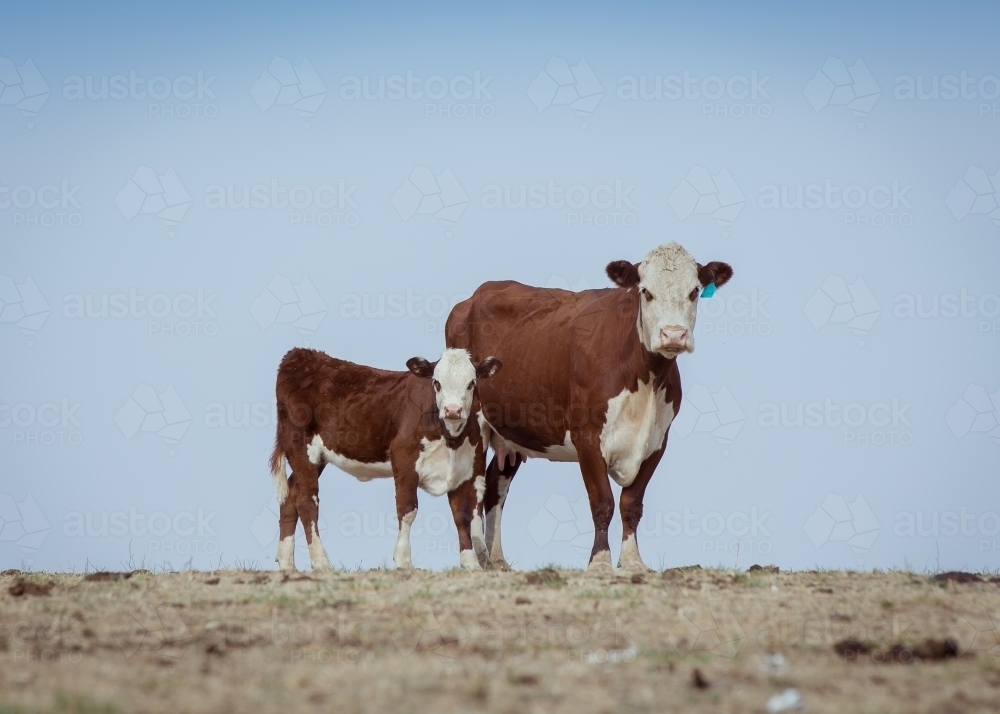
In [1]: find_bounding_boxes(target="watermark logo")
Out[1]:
[668,166,745,237]
[250,57,325,127]
[0,275,49,346]
[667,602,745,659]
[671,384,745,456]
[804,493,880,563]
[481,179,636,228]
[1,179,84,228]
[953,603,1000,663]
[114,604,192,660]
[527,57,603,128]
[391,166,468,231]
[946,384,1000,448]
[617,70,772,119]
[758,179,913,228]
[115,384,191,456]
[945,166,1000,229]
[63,70,218,119]
[204,179,360,229]
[250,275,327,340]
[527,492,593,553]
[804,57,880,128]
[804,275,880,346]
[0,493,49,563]
[758,397,913,447]
[115,166,192,236]
[0,57,49,127]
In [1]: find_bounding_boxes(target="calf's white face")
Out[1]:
[607,242,733,359]
[407,349,502,437]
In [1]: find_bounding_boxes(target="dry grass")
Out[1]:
[1,567,999,713]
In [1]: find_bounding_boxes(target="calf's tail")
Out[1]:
[269,436,289,505]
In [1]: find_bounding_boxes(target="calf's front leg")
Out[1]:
[449,479,482,570]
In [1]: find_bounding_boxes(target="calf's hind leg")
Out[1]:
[276,472,298,571]
[288,452,332,571]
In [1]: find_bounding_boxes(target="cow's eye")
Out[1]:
[432,380,441,391]
[640,287,653,302]
[467,380,475,390]
[689,287,700,301]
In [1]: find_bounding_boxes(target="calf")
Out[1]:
[446,242,732,571]
[269,347,502,571]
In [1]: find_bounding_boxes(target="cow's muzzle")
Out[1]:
[659,327,690,354]
[443,404,463,421]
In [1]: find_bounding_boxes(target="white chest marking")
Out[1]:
[414,437,476,496]
[600,377,674,487]
[490,430,578,463]
[307,434,393,481]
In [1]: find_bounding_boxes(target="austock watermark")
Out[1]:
[63,506,219,556]
[63,69,218,118]
[893,507,1000,554]
[759,397,914,446]
[758,179,913,228]
[698,288,772,338]
[0,398,83,446]
[63,288,219,337]
[339,289,465,335]
[339,69,495,119]
[894,289,1000,336]
[0,179,83,228]
[204,179,360,229]
[893,70,1000,117]
[481,179,637,228]
[617,69,772,118]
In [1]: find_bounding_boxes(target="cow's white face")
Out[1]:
[607,242,733,359]
[407,349,503,437]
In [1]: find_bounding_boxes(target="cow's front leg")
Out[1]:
[618,446,664,572]
[449,480,482,570]
[391,460,419,569]
[574,431,615,571]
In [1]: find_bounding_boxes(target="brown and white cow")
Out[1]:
[446,242,732,571]
[269,347,502,571]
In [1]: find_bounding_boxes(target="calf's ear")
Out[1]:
[606,260,640,288]
[406,357,435,378]
[697,261,733,289]
[476,356,503,379]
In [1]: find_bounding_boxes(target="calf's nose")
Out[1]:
[443,404,463,420]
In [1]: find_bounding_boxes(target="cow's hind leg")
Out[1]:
[449,480,482,570]
[277,472,298,571]
[483,452,522,570]
[289,452,332,572]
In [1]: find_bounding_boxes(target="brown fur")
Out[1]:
[270,347,492,569]
[446,253,732,568]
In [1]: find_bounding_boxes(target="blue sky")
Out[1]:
[1,1,999,573]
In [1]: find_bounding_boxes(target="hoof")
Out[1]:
[460,550,483,571]
[587,550,614,572]
[487,558,512,571]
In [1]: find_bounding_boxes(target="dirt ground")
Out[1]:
[1,566,999,714]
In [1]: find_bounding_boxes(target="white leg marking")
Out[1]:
[588,548,613,571]
[459,549,482,570]
[272,453,289,505]
[485,475,511,569]
[307,522,332,571]
[471,475,487,565]
[393,509,416,569]
[276,535,296,572]
[617,533,647,572]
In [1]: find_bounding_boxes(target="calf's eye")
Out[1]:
[467,380,475,390]
[641,287,653,301]
[432,380,441,391]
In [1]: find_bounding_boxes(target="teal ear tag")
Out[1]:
[701,283,717,298]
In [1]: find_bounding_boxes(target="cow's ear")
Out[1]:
[406,357,435,378]
[697,261,733,289]
[606,260,640,288]
[476,356,503,379]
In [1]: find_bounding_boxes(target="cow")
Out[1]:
[268,347,502,572]
[446,242,732,571]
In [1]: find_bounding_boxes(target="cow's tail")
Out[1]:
[269,438,289,505]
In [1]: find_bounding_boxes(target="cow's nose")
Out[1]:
[443,405,463,420]
[660,327,689,348]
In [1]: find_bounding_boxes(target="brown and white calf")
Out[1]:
[269,347,501,571]
[446,242,732,571]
